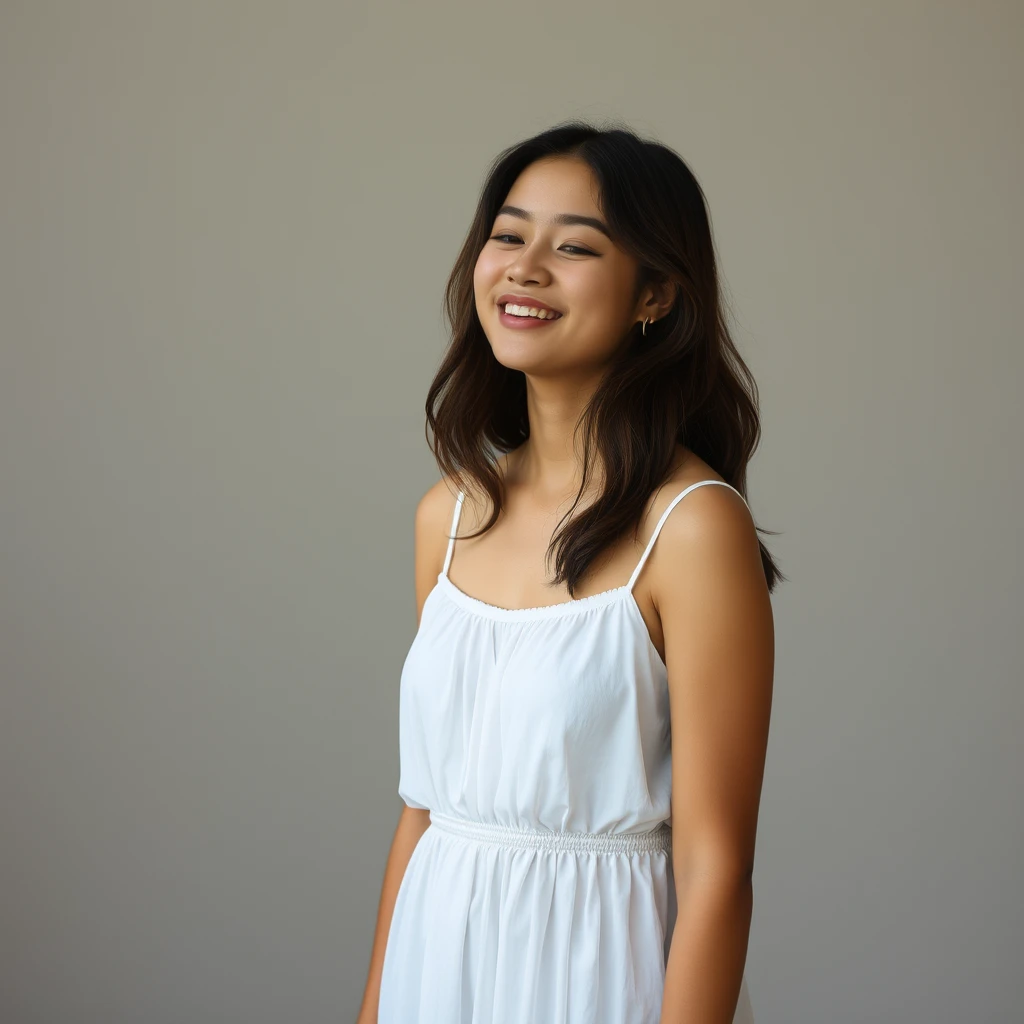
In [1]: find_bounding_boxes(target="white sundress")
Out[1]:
[377,480,756,1024]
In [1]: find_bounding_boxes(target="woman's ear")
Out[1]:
[641,275,680,322]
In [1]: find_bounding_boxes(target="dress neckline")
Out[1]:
[432,572,668,671]
[435,570,632,621]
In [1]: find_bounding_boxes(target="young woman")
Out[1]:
[358,121,779,1024]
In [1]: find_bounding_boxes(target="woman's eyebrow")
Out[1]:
[497,204,611,240]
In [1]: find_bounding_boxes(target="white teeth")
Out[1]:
[503,303,561,320]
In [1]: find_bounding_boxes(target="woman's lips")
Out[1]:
[497,308,564,329]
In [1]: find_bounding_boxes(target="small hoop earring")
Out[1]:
[642,316,653,336]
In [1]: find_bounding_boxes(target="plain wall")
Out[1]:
[1,2,1021,1021]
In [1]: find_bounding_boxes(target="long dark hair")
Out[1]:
[425,119,785,594]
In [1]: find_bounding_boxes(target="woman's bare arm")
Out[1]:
[356,805,431,1022]
[355,479,457,1023]
[654,486,774,1024]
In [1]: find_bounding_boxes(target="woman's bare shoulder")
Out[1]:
[410,478,461,618]
[414,477,463,562]
[641,447,726,519]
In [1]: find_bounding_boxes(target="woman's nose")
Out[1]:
[506,247,551,285]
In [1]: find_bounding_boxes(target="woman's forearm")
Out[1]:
[356,806,431,1023]
[659,871,754,1024]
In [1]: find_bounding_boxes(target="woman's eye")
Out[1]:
[490,233,595,256]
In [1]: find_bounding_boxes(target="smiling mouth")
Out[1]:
[498,301,563,320]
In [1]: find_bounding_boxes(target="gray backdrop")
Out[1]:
[2,2,1021,1022]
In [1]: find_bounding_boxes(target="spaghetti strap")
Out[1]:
[626,480,747,592]
[440,490,465,578]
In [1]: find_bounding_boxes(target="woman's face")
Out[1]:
[474,156,645,377]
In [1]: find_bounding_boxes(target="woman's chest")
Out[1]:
[400,596,669,759]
